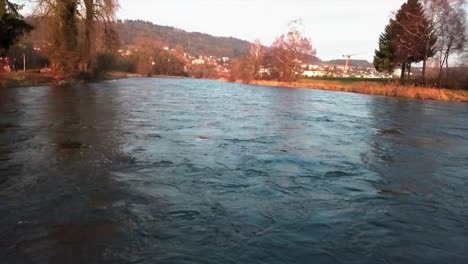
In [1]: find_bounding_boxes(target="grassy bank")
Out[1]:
[249,79,468,102]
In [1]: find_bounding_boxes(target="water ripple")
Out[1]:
[0,78,467,263]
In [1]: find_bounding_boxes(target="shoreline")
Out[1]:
[0,71,142,88]
[246,80,468,103]
[0,72,57,88]
[2,72,467,103]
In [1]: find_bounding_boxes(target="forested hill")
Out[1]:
[114,19,252,58]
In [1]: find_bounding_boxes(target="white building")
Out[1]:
[192,59,205,65]
[303,70,326,77]
[259,67,271,76]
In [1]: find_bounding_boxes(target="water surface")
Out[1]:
[1,78,467,263]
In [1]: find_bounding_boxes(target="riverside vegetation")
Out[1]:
[1,0,467,103]
[248,79,468,102]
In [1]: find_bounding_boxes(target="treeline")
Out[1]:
[373,0,467,87]
[1,1,253,78]
[1,2,323,83]
[8,18,225,79]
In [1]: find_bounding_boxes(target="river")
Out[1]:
[1,78,467,263]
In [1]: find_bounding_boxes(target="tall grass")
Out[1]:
[250,80,468,102]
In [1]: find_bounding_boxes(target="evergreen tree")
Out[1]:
[374,21,397,73]
[393,0,435,81]
[0,0,33,56]
[374,0,437,81]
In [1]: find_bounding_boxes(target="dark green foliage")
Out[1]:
[373,0,436,80]
[374,23,396,73]
[0,1,33,56]
[393,0,434,65]
[96,52,118,72]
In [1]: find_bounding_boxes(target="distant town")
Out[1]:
[116,46,394,80]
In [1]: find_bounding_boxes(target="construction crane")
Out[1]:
[342,54,359,73]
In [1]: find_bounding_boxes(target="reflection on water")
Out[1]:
[1,78,467,263]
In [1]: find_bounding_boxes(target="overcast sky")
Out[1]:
[117,0,405,61]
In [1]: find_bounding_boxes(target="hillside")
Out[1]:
[114,20,252,58]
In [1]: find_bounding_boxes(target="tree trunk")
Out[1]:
[83,0,94,73]
[0,0,5,18]
[422,59,427,83]
[52,0,79,74]
[444,42,451,79]
[407,62,412,82]
[438,46,451,86]
[438,51,444,87]
[445,57,449,79]
[422,39,429,83]
[438,64,443,86]
[400,63,406,83]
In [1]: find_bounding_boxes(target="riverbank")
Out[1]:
[0,72,57,88]
[102,71,142,80]
[0,71,142,88]
[249,79,468,102]
[3,72,467,102]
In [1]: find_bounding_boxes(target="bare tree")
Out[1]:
[421,0,445,80]
[435,0,466,82]
[133,36,163,74]
[247,39,265,80]
[81,0,119,72]
[33,0,119,75]
[271,20,315,82]
[422,0,466,83]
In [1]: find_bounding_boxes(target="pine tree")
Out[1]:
[374,21,397,73]
[0,0,33,56]
[374,0,437,82]
[393,0,436,81]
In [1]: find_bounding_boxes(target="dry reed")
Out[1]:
[249,80,468,102]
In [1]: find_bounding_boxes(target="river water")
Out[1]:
[1,78,467,263]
